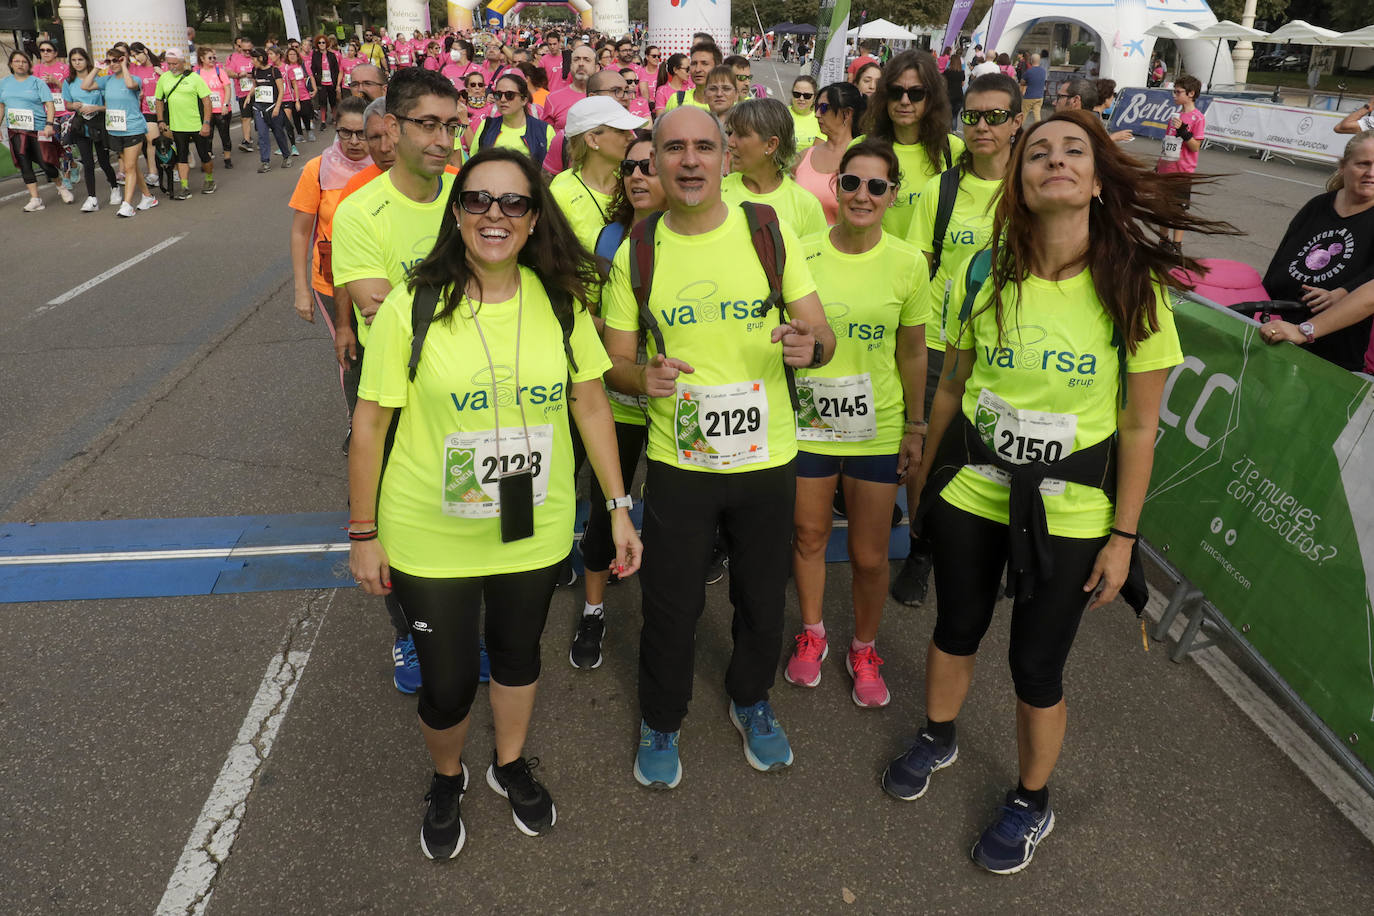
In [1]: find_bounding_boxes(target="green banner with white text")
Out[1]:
[1144,296,1374,771]
[811,0,851,89]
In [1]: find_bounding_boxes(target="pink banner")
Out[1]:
[941,0,975,52]
[985,0,1017,52]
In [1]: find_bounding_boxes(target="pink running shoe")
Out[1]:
[846,646,891,708]
[784,630,828,688]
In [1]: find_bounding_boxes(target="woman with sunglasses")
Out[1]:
[1,49,61,211]
[786,139,929,707]
[654,53,690,115]
[196,46,237,170]
[549,96,646,253]
[885,110,1233,874]
[792,82,861,226]
[471,74,555,169]
[310,35,341,129]
[349,146,641,859]
[618,67,652,119]
[63,47,122,211]
[642,46,662,101]
[127,43,163,189]
[248,48,293,173]
[789,75,820,149]
[860,50,962,238]
[82,49,156,216]
[32,41,68,118]
[722,98,828,240]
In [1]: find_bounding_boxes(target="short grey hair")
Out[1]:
[363,96,387,123]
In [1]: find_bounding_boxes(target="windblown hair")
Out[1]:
[981,109,1239,353]
[408,147,601,325]
[607,130,656,229]
[863,50,953,175]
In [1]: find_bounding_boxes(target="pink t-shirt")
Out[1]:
[422,54,442,71]
[793,145,839,226]
[1157,106,1205,174]
[540,53,568,92]
[282,63,309,102]
[340,55,363,88]
[130,63,159,114]
[440,61,476,89]
[197,65,233,114]
[226,52,255,97]
[626,97,651,120]
[655,81,690,112]
[543,85,585,132]
[394,40,415,67]
[32,60,68,104]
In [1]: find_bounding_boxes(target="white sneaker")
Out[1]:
[136,195,159,210]
[117,201,136,218]
[109,187,123,206]
[22,197,44,212]
[145,172,159,185]
[58,186,75,204]
[81,196,99,212]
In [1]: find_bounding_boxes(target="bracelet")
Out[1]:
[348,519,375,525]
[1109,527,1139,541]
[348,528,379,541]
[904,419,928,434]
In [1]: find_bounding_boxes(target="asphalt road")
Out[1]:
[1,91,1371,915]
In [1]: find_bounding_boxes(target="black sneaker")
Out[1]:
[223,158,234,169]
[420,765,468,861]
[569,612,605,669]
[172,186,191,201]
[238,140,254,152]
[705,545,728,585]
[486,752,556,836]
[891,546,933,606]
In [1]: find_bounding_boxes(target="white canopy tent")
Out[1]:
[847,19,920,42]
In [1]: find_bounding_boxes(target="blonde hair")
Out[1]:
[1328,130,1374,192]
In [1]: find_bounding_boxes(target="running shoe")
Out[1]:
[783,630,828,688]
[280,156,293,169]
[634,721,682,789]
[145,171,158,185]
[238,140,255,152]
[890,545,933,606]
[881,729,957,801]
[257,162,271,173]
[728,700,793,772]
[307,130,317,142]
[290,144,300,157]
[116,201,136,218]
[80,196,99,212]
[392,634,421,694]
[478,637,490,683]
[419,765,468,861]
[172,186,191,201]
[58,186,74,204]
[705,544,728,585]
[569,612,605,669]
[486,752,556,836]
[201,179,216,195]
[108,187,123,206]
[136,195,158,210]
[223,158,234,169]
[22,197,44,212]
[970,791,1056,875]
[846,645,891,708]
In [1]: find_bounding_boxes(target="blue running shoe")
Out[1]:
[393,635,421,694]
[478,638,490,684]
[633,721,682,789]
[728,700,793,772]
[971,791,1056,875]
[881,729,957,801]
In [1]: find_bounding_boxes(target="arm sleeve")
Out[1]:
[896,244,932,328]
[288,157,323,215]
[1126,286,1184,373]
[907,172,941,252]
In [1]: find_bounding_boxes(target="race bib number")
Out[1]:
[254,85,274,103]
[970,389,1077,496]
[105,108,127,131]
[1161,133,1182,162]
[293,67,305,80]
[52,95,65,113]
[442,425,553,518]
[794,374,877,442]
[607,384,647,412]
[210,91,222,107]
[238,76,254,93]
[675,381,769,469]
[321,69,333,85]
[6,108,35,131]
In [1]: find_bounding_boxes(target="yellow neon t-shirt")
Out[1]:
[602,205,818,473]
[664,89,710,112]
[487,119,557,160]
[548,168,613,254]
[790,107,820,148]
[908,167,1003,349]
[796,230,929,456]
[851,133,966,238]
[938,264,1183,538]
[721,172,828,241]
[331,170,450,347]
[358,266,612,577]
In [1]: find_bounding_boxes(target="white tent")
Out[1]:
[847,19,920,42]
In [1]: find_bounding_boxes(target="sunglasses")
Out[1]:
[889,85,928,103]
[624,78,639,85]
[792,90,813,100]
[459,189,534,218]
[491,89,521,101]
[467,81,486,88]
[838,173,893,196]
[620,157,653,176]
[960,108,1013,126]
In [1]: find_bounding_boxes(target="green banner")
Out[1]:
[810,0,852,89]
[1144,296,1374,770]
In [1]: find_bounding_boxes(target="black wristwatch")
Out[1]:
[810,339,824,367]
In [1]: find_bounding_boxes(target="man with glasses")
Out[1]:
[349,65,387,102]
[1053,78,1097,112]
[544,43,595,132]
[724,54,765,101]
[226,37,256,151]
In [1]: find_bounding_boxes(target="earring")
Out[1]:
[528,227,534,235]
[1093,192,1103,205]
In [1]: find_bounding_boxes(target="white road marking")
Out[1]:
[1,189,29,203]
[1242,169,1322,188]
[0,542,348,566]
[1146,587,1374,845]
[37,234,186,311]
[155,590,335,916]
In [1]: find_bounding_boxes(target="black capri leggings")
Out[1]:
[11,133,58,185]
[315,86,336,124]
[209,112,232,156]
[927,494,1106,708]
[74,126,118,196]
[389,563,560,730]
[581,420,646,572]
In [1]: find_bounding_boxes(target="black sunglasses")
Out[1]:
[466,81,486,88]
[491,89,521,101]
[889,85,928,103]
[960,108,1013,126]
[838,173,892,196]
[459,190,534,218]
[620,157,653,176]
[792,90,813,100]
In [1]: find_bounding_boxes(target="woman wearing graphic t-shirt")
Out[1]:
[886,110,1237,875]
[348,148,641,860]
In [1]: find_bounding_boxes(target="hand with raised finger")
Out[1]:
[773,317,816,367]
[643,351,693,398]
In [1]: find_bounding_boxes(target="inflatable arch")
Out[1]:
[87,0,187,57]
[448,0,630,33]
[968,0,1234,90]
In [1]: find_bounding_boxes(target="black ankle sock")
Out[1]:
[925,717,956,746]
[1016,781,1049,811]
[434,770,464,786]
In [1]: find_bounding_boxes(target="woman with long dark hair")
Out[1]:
[63,47,122,211]
[943,54,965,128]
[862,50,963,237]
[348,147,641,859]
[654,52,689,113]
[882,110,1237,874]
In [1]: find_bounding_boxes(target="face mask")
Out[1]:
[450,49,461,61]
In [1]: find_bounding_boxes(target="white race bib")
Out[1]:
[51,94,65,113]
[607,385,647,412]
[674,381,769,469]
[794,373,877,442]
[442,425,553,518]
[104,108,127,131]
[209,91,222,107]
[293,67,305,80]
[970,389,1077,496]
[1161,132,1182,162]
[322,69,333,85]
[254,85,274,103]
[6,108,35,131]
[238,76,254,93]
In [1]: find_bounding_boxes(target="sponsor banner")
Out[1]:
[1205,97,1347,163]
[942,0,975,53]
[1108,88,1215,140]
[984,0,1016,52]
[1144,296,1374,770]
[811,0,851,89]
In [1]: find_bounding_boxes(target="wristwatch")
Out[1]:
[809,339,824,367]
[1299,321,1316,343]
[606,494,633,511]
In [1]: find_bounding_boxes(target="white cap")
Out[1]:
[564,95,648,137]
[163,47,184,60]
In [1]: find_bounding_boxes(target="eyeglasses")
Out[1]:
[396,115,465,137]
[337,127,366,141]
[838,173,893,196]
[960,108,1013,126]
[459,189,534,218]
[592,86,630,98]
[491,89,521,101]
[466,81,486,89]
[620,157,653,176]
[792,90,813,100]
[624,78,639,86]
[888,85,927,103]
[1055,92,1073,101]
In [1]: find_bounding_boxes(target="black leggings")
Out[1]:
[390,563,560,730]
[581,420,646,573]
[927,495,1106,708]
[12,134,58,185]
[315,87,336,124]
[209,112,232,156]
[74,129,118,196]
[285,98,314,136]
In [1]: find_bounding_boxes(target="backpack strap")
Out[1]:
[674,89,686,107]
[628,211,666,357]
[957,248,994,327]
[741,201,800,412]
[548,287,579,375]
[928,165,963,279]
[407,283,442,381]
[478,116,500,148]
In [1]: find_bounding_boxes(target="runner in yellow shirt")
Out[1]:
[722,98,828,239]
[788,74,820,148]
[547,95,646,253]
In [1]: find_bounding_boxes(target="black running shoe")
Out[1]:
[891,546,933,606]
[420,765,468,861]
[486,752,557,836]
[705,546,728,585]
[569,612,605,670]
